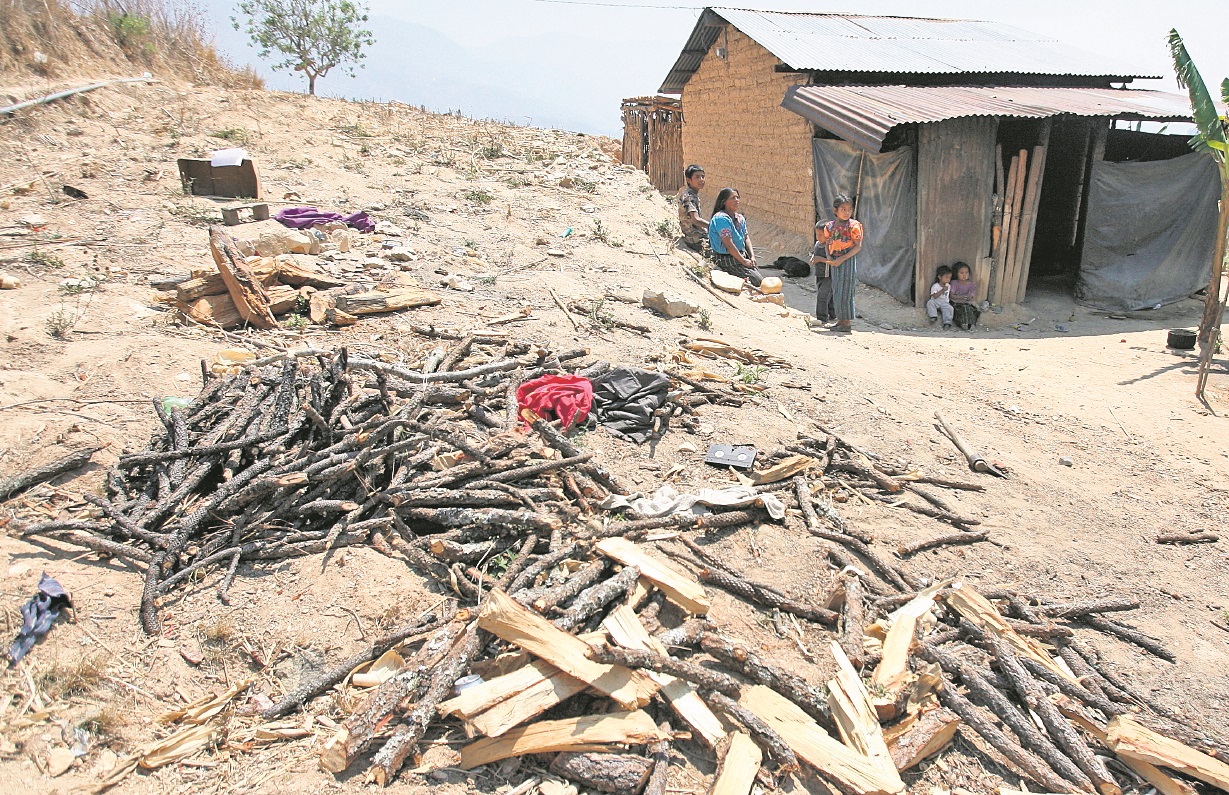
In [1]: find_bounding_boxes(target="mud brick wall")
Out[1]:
[681,26,814,256]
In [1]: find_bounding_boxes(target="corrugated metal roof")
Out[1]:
[782,85,1193,152]
[659,8,1160,93]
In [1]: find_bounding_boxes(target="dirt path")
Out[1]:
[1,80,1226,794]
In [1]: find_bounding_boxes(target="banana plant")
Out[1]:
[1167,29,1229,395]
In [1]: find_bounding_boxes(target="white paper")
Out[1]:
[210,148,248,167]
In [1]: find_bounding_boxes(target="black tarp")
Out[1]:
[812,139,917,303]
[1077,152,1219,311]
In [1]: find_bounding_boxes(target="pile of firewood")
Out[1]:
[12,328,1229,792]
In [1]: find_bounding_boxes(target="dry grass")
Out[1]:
[201,617,237,644]
[34,652,106,699]
[0,0,262,88]
[80,704,127,736]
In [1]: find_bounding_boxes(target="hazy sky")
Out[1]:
[209,1,1229,135]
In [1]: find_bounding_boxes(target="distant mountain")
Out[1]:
[204,6,679,137]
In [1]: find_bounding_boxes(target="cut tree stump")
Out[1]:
[595,537,711,615]
[476,588,658,710]
[458,710,668,769]
[1106,714,1229,792]
[549,752,653,794]
[710,732,763,795]
[209,227,277,329]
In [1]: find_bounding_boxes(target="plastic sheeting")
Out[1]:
[1077,152,1219,311]
[812,139,917,303]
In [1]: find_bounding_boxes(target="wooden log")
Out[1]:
[1018,657,1125,718]
[984,632,1121,795]
[603,604,726,749]
[1001,149,1029,305]
[459,710,669,769]
[887,707,960,771]
[1106,715,1229,792]
[898,531,988,557]
[555,564,641,632]
[990,151,1021,303]
[595,537,711,615]
[1082,616,1176,662]
[308,291,358,326]
[550,752,653,794]
[643,723,671,795]
[177,293,245,329]
[587,643,742,697]
[1156,531,1218,545]
[697,566,837,625]
[334,286,442,315]
[531,559,608,612]
[271,257,348,288]
[176,261,278,301]
[1039,598,1139,619]
[936,680,1081,794]
[209,227,277,328]
[475,588,658,710]
[839,571,867,670]
[709,732,763,795]
[265,284,299,314]
[0,445,102,501]
[700,632,832,728]
[737,685,905,795]
[1051,697,1198,795]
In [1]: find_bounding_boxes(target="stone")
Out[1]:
[752,293,785,306]
[710,270,745,293]
[759,276,783,294]
[642,289,697,318]
[546,249,567,257]
[45,747,75,777]
[228,219,313,257]
[0,273,21,289]
[384,247,415,262]
[558,177,574,189]
[1059,456,1074,467]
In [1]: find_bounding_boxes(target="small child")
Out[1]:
[810,221,836,323]
[927,265,953,330]
[949,262,980,330]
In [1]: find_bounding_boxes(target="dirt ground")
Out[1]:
[1,79,1227,795]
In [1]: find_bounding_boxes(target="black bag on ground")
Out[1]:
[773,255,810,277]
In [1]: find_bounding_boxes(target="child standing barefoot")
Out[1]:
[814,194,862,333]
[927,265,953,329]
[949,262,981,330]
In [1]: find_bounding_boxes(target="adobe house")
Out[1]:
[658,7,1216,310]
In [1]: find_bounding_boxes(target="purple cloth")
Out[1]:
[9,573,72,663]
[274,206,375,233]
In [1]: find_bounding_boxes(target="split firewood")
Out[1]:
[737,684,905,795]
[549,752,653,794]
[458,710,670,769]
[826,642,902,788]
[943,583,1075,682]
[209,227,277,328]
[476,588,658,709]
[1155,531,1218,544]
[885,707,960,771]
[1106,714,1229,792]
[709,732,764,795]
[898,531,989,557]
[701,689,799,773]
[595,537,711,615]
[869,583,944,719]
[603,604,726,749]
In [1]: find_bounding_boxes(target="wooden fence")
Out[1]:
[621,96,683,194]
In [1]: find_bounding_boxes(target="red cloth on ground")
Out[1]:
[516,374,593,429]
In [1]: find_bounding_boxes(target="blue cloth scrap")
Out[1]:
[9,573,72,664]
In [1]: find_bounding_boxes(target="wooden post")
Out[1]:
[1000,150,1030,304]
[1012,119,1052,304]
[990,152,1020,304]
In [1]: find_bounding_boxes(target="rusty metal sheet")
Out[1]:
[782,85,1192,153]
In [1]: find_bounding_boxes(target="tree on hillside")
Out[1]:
[1167,30,1229,399]
[233,0,374,96]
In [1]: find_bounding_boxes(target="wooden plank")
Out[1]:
[738,685,905,795]
[176,293,243,329]
[595,538,711,615]
[469,668,589,738]
[438,658,566,719]
[1106,715,1229,792]
[916,117,998,309]
[458,710,668,769]
[476,589,658,710]
[827,642,900,786]
[1000,150,1029,305]
[1013,122,1051,304]
[943,583,1074,682]
[1053,697,1196,795]
[886,707,959,771]
[990,152,1021,303]
[603,603,726,748]
[710,732,763,795]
